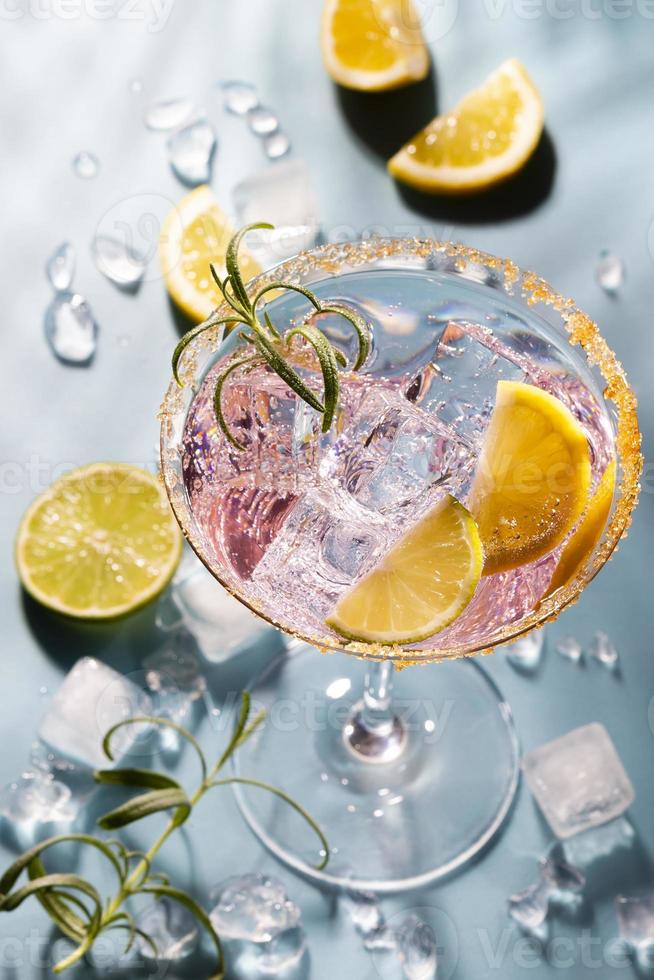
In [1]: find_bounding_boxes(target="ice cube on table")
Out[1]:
[209,873,306,974]
[396,914,438,980]
[0,770,78,851]
[44,292,98,365]
[143,635,207,751]
[37,657,152,770]
[135,898,199,962]
[143,95,194,130]
[596,250,625,294]
[219,80,259,115]
[45,242,75,293]
[343,890,385,938]
[615,894,654,971]
[589,630,619,670]
[508,853,585,941]
[168,119,217,187]
[556,635,584,664]
[232,159,319,267]
[404,320,529,450]
[156,562,283,662]
[264,130,291,159]
[91,234,147,289]
[508,878,551,942]
[521,723,635,839]
[562,816,636,871]
[505,629,545,674]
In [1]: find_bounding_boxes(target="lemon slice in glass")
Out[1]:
[159,185,261,324]
[326,495,483,644]
[16,463,182,619]
[321,0,429,92]
[469,381,592,577]
[388,58,544,193]
[543,458,616,600]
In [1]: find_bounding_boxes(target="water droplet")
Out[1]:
[505,629,545,674]
[556,635,583,664]
[44,292,98,364]
[264,130,291,160]
[92,234,148,289]
[72,152,99,179]
[595,250,625,293]
[39,686,48,696]
[128,76,143,95]
[46,242,75,293]
[247,105,279,136]
[143,96,194,131]
[168,120,217,187]
[219,80,259,115]
[117,334,130,348]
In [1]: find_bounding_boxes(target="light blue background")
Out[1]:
[1,1,654,977]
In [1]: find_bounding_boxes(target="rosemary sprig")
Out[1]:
[172,223,372,449]
[0,692,327,979]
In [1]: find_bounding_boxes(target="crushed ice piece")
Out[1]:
[615,894,654,971]
[209,873,306,973]
[135,898,199,962]
[508,879,550,942]
[143,637,207,752]
[91,234,147,289]
[46,242,75,293]
[232,158,320,266]
[44,292,98,365]
[589,630,619,670]
[37,657,152,770]
[396,914,438,980]
[156,560,282,663]
[264,130,291,159]
[343,890,384,938]
[247,105,279,136]
[364,926,398,952]
[405,320,529,451]
[595,250,625,294]
[219,80,259,115]
[143,96,194,130]
[72,151,99,179]
[556,635,583,664]
[505,629,545,674]
[0,771,78,850]
[168,119,217,186]
[521,723,635,839]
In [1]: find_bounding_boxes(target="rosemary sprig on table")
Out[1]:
[172,223,372,449]
[0,693,327,979]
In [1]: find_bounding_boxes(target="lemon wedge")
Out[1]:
[388,58,544,193]
[16,464,182,619]
[469,381,592,576]
[326,495,482,645]
[321,0,429,92]
[543,459,616,599]
[159,186,261,324]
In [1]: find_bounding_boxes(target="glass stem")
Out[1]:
[359,660,396,737]
[345,660,406,763]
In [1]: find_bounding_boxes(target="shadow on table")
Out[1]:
[394,129,557,226]
[335,63,438,162]
[168,294,196,337]
[20,588,159,676]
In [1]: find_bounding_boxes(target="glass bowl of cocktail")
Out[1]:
[160,233,641,892]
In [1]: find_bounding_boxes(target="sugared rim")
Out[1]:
[159,237,642,664]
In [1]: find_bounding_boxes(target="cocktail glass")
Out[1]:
[160,238,640,893]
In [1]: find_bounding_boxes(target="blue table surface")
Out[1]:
[2,2,654,977]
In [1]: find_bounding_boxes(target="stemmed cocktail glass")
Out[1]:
[160,238,640,892]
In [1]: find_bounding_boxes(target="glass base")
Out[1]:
[232,643,520,893]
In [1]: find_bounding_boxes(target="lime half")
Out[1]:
[16,463,182,619]
[326,495,483,645]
